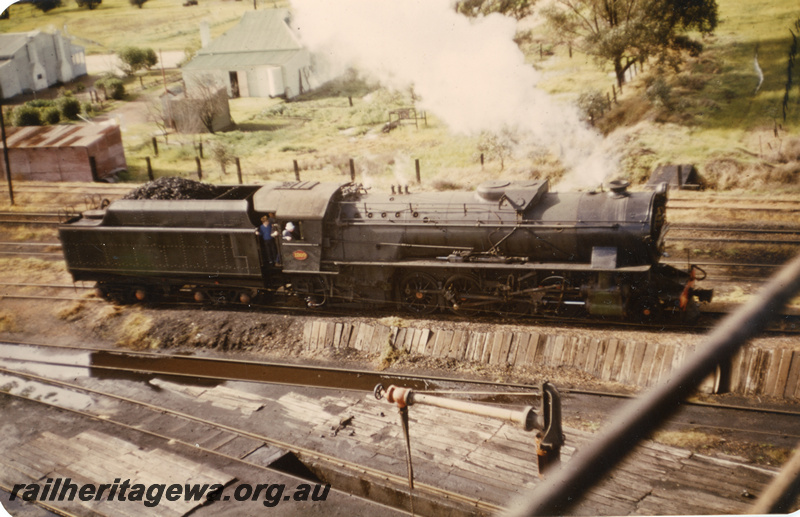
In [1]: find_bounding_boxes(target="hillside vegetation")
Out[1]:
[1,0,799,193]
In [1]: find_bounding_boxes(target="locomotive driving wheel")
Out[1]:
[398,272,439,314]
[443,274,483,315]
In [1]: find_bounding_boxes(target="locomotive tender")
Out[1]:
[59,179,712,319]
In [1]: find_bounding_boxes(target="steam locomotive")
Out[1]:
[58,179,712,320]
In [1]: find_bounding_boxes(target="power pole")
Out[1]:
[0,86,14,206]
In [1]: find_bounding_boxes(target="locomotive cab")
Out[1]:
[253,181,347,274]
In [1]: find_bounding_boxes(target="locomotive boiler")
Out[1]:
[59,179,712,320]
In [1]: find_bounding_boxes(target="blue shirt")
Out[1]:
[259,222,274,241]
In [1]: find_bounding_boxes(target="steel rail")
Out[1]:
[5,340,800,421]
[0,388,416,517]
[666,236,800,245]
[0,365,501,515]
[670,226,800,235]
[505,252,800,517]
[666,205,800,212]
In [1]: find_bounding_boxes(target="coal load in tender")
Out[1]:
[123,177,227,200]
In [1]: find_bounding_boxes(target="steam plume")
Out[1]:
[291,0,618,190]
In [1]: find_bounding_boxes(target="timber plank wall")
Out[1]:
[302,320,800,401]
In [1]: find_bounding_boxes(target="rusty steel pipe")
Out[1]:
[379,384,541,432]
[411,392,540,432]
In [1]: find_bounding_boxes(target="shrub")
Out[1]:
[42,107,61,124]
[118,46,158,76]
[26,99,55,108]
[58,96,82,120]
[95,76,125,100]
[13,105,42,126]
[577,89,608,121]
[645,77,674,110]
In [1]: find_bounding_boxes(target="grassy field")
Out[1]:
[1,0,799,192]
[0,0,287,53]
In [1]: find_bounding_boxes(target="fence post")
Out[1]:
[293,159,300,181]
[349,158,355,182]
[198,141,204,159]
[146,157,154,181]
[196,157,202,180]
[152,137,158,157]
[415,158,421,184]
[89,156,98,182]
[235,157,242,185]
[612,85,617,104]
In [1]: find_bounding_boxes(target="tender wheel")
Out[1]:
[443,274,483,315]
[398,272,439,314]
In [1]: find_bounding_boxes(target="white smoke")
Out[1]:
[291,0,618,190]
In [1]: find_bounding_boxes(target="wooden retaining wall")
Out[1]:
[301,320,800,401]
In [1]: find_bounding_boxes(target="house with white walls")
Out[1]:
[0,30,87,99]
[181,9,313,100]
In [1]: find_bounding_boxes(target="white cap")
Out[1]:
[286,222,295,231]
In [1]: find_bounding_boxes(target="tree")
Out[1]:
[544,0,718,87]
[146,100,172,144]
[117,46,158,76]
[477,127,519,171]
[456,0,535,20]
[75,0,101,9]
[29,0,63,13]
[189,75,226,134]
[209,140,233,175]
[129,0,149,8]
[95,76,125,100]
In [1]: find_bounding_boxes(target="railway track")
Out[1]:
[0,211,68,225]
[1,278,799,335]
[0,342,511,515]
[1,341,795,516]
[2,340,799,447]
[0,240,62,259]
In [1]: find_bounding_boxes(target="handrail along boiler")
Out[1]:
[58,179,711,319]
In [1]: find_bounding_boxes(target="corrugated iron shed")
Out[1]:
[0,123,127,182]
